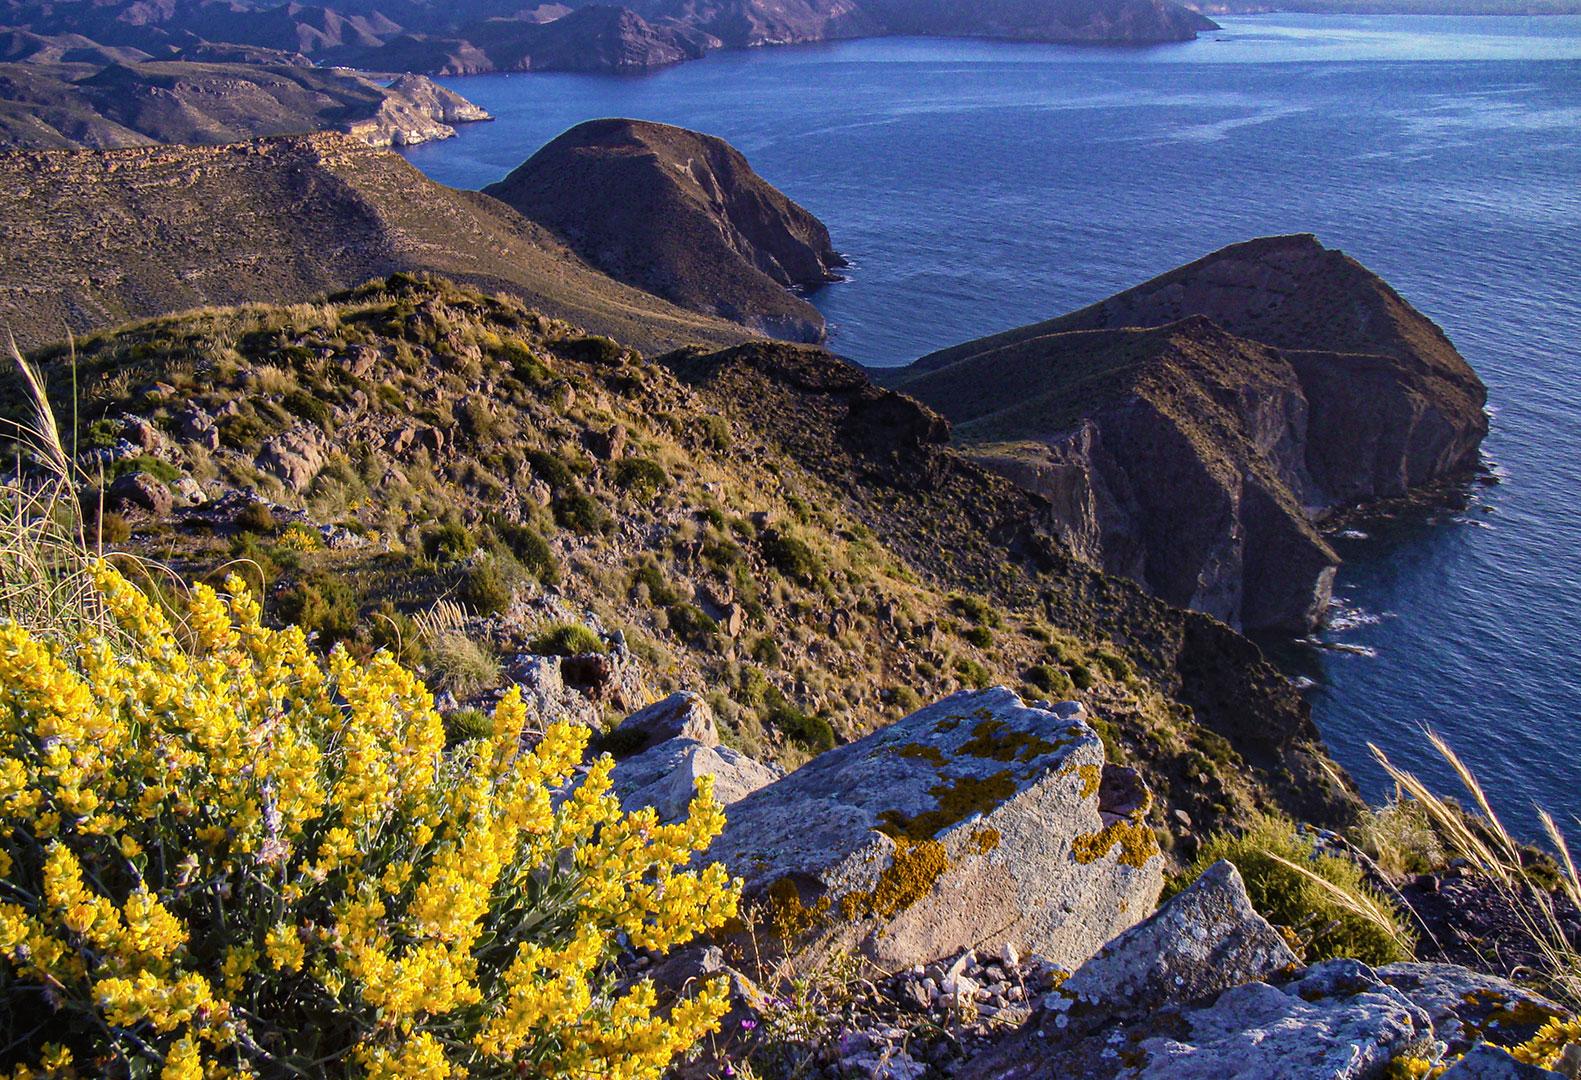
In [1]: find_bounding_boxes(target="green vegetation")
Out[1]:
[1178,812,1414,965]
[529,621,606,657]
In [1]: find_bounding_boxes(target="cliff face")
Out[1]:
[0,132,752,352]
[0,59,491,149]
[892,236,1487,632]
[486,118,844,342]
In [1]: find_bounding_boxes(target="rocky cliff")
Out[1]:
[0,132,752,352]
[486,118,845,342]
[0,59,491,149]
[891,236,1488,632]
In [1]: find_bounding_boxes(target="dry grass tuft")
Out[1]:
[1372,732,1581,1008]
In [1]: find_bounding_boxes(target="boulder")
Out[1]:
[612,691,718,754]
[1375,962,1572,1057]
[610,737,779,822]
[706,688,1163,970]
[256,428,327,493]
[107,471,173,515]
[1059,859,1299,1014]
[1126,960,1432,1079]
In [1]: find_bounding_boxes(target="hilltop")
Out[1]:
[888,236,1488,631]
[486,119,845,342]
[0,132,753,353]
[0,59,490,149]
[11,274,1362,847]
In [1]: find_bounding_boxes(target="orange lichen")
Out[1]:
[1071,818,1159,868]
[958,718,1063,763]
[970,828,1001,855]
[1077,763,1102,799]
[876,771,1018,840]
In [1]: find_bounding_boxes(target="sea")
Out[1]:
[398,15,1581,837]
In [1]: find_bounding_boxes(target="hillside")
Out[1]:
[485,119,844,342]
[10,275,1362,850]
[0,59,490,149]
[0,131,753,353]
[889,235,1488,631]
[0,0,1222,77]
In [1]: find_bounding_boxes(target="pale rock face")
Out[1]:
[609,737,779,822]
[704,688,1164,971]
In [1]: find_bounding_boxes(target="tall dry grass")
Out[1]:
[1372,731,1581,1008]
[0,334,114,643]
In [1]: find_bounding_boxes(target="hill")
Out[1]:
[0,131,753,353]
[0,0,1222,77]
[485,118,844,342]
[9,275,1361,848]
[889,235,1488,631]
[0,59,489,149]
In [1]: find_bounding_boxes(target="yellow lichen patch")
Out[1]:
[970,828,1001,855]
[958,719,1063,763]
[876,771,1018,841]
[933,717,964,734]
[1071,818,1160,868]
[897,743,947,766]
[1077,763,1102,800]
[859,838,950,920]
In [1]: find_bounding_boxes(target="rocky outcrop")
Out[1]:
[961,857,1573,1079]
[486,119,844,342]
[891,236,1487,632]
[0,60,490,151]
[0,132,754,353]
[705,688,1163,971]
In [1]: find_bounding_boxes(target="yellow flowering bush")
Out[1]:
[0,562,739,1078]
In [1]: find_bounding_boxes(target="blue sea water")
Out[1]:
[400,16,1581,835]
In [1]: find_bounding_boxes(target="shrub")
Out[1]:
[955,658,993,689]
[217,412,269,452]
[553,490,611,535]
[558,335,625,365]
[962,624,994,649]
[1353,799,1445,878]
[761,528,820,586]
[235,501,277,535]
[666,602,718,645]
[949,592,1001,628]
[461,550,525,616]
[0,564,736,1076]
[612,457,668,498]
[1178,812,1414,965]
[442,706,495,746]
[495,522,558,585]
[1025,662,1074,698]
[274,568,358,647]
[282,389,332,429]
[276,523,322,552]
[763,688,836,752]
[525,450,576,492]
[529,622,606,657]
[423,521,477,564]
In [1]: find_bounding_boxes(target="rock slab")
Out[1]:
[705,687,1163,970]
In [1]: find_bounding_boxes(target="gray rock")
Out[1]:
[108,471,173,515]
[1441,1045,1565,1080]
[174,477,206,505]
[1377,962,1571,1057]
[1131,960,1431,1079]
[1060,859,1299,1013]
[706,688,1163,970]
[256,428,327,492]
[613,691,718,754]
[610,737,778,822]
